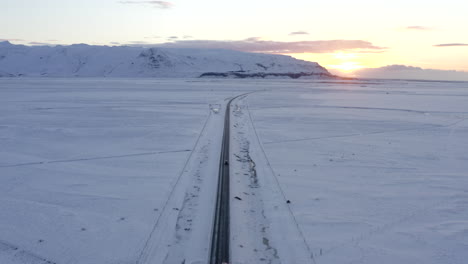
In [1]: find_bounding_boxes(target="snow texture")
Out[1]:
[0,78,260,264]
[0,41,332,79]
[1,78,467,264]
[247,79,468,264]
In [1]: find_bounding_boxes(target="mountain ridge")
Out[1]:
[0,42,336,79]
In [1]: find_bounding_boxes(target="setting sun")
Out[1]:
[327,61,364,72]
[2,1,468,263]
[292,52,375,73]
[327,52,363,71]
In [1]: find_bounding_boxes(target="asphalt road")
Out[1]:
[210,93,248,264]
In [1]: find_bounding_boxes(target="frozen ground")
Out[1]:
[0,78,257,264]
[1,78,467,264]
[246,80,468,264]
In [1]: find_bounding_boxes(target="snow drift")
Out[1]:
[0,41,334,79]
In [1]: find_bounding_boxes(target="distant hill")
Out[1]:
[352,65,468,82]
[0,41,335,79]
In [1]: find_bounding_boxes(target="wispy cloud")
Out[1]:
[127,40,150,44]
[404,26,433,31]
[118,1,172,9]
[289,31,309,36]
[156,39,386,54]
[29,41,52,45]
[245,37,262,42]
[434,43,468,47]
[0,38,25,42]
[144,36,161,39]
[166,36,178,41]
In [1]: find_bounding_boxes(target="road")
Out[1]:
[210,94,247,264]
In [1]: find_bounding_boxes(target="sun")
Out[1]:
[326,53,365,72]
[328,61,364,72]
[288,52,372,73]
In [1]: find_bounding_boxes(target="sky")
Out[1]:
[1,0,468,74]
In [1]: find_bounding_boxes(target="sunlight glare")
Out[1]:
[328,61,363,72]
[333,52,357,60]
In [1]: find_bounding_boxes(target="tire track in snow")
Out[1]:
[251,104,468,115]
[0,240,57,264]
[230,103,280,263]
[244,97,318,263]
[264,118,468,145]
[320,194,462,260]
[135,110,213,264]
[0,149,190,168]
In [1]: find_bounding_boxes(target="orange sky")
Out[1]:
[2,0,467,73]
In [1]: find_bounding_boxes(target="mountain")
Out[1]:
[0,41,335,79]
[352,65,468,82]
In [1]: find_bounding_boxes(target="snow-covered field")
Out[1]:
[0,78,255,264]
[1,78,467,264]
[246,80,468,264]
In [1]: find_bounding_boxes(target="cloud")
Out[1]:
[0,38,25,42]
[289,31,309,36]
[144,36,161,39]
[127,40,150,44]
[245,37,262,42]
[404,26,433,31]
[29,41,52,45]
[353,65,468,82]
[155,39,385,53]
[434,43,468,47]
[166,36,178,41]
[118,1,172,9]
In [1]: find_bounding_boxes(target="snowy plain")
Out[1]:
[0,78,258,264]
[246,80,468,264]
[0,78,467,264]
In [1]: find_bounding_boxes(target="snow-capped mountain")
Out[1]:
[0,41,335,78]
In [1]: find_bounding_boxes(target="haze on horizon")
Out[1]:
[2,0,468,79]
